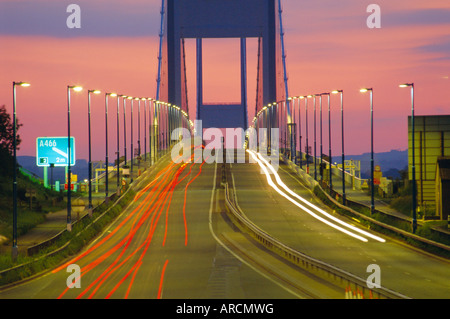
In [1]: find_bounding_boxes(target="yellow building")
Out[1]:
[435,157,450,220]
[409,115,450,217]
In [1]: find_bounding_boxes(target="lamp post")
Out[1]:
[148,98,153,165]
[291,97,296,164]
[273,102,277,155]
[319,93,324,182]
[306,95,312,174]
[313,94,318,180]
[128,96,134,183]
[153,101,159,163]
[120,95,128,166]
[105,93,117,202]
[297,96,304,169]
[332,90,345,204]
[87,89,101,216]
[116,94,120,195]
[322,92,331,191]
[360,88,375,215]
[12,81,30,260]
[268,103,272,155]
[136,97,141,176]
[400,83,417,233]
[67,85,83,232]
[137,98,141,160]
[143,98,147,162]
[287,97,296,163]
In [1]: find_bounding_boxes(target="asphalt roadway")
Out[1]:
[0,150,321,299]
[0,149,448,299]
[230,150,450,299]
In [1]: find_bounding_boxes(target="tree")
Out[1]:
[0,105,22,176]
[0,104,22,155]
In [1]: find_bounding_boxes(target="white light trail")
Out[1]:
[255,152,386,243]
[247,150,385,243]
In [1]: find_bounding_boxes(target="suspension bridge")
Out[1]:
[1,0,449,301]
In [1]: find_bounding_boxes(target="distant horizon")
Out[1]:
[17,147,408,164]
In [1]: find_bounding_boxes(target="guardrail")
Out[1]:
[0,151,172,288]
[223,182,410,299]
[0,187,132,287]
[281,155,450,254]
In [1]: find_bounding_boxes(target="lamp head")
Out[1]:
[15,81,30,87]
[69,85,83,92]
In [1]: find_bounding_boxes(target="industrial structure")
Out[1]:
[408,115,450,218]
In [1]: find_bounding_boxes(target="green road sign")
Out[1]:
[36,137,76,167]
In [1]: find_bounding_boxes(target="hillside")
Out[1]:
[0,169,65,244]
[18,156,89,182]
[332,149,408,179]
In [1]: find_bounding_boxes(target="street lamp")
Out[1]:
[128,96,134,183]
[142,98,147,162]
[322,92,331,191]
[319,93,324,182]
[360,87,375,215]
[120,95,128,166]
[105,92,117,202]
[136,97,141,176]
[313,94,318,180]
[137,98,141,160]
[116,94,121,195]
[12,81,30,260]
[67,85,83,232]
[306,95,313,174]
[87,89,101,216]
[332,90,345,204]
[147,98,153,165]
[154,101,160,163]
[400,83,417,233]
[298,96,305,169]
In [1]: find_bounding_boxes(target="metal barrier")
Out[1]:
[0,151,173,288]
[282,155,450,254]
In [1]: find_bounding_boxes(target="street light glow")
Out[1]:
[360,88,372,93]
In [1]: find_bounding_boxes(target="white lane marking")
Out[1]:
[207,161,305,299]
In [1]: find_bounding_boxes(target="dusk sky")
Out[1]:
[1,0,449,163]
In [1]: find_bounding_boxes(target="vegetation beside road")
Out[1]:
[0,187,135,286]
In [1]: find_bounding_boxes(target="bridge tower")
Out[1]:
[158,0,287,131]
